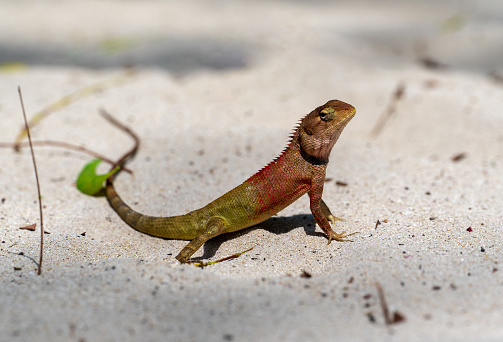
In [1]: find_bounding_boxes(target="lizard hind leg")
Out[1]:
[175,216,228,263]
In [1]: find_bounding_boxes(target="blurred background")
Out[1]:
[1,0,502,76]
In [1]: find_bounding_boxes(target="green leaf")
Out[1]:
[76,159,119,196]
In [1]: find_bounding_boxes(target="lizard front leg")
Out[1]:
[175,216,227,263]
[320,198,344,224]
[309,185,355,244]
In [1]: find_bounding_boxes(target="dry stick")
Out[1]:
[14,68,137,149]
[0,140,132,174]
[18,87,44,275]
[376,282,391,325]
[375,281,405,326]
[98,108,140,173]
[190,247,255,268]
[369,82,406,138]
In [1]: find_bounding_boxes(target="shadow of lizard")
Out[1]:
[187,214,327,261]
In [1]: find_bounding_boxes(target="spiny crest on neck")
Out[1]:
[248,118,303,178]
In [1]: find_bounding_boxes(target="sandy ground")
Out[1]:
[1,0,503,341]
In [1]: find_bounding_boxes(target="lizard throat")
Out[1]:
[299,145,328,165]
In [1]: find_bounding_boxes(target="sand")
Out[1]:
[1,0,503,341]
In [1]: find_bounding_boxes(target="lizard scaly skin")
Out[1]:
[105,100,356,263]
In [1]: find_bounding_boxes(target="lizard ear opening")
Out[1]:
[319,108,336,122]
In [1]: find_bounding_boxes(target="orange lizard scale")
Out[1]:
[105,100,356,263]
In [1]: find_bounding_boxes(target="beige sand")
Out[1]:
[1,1,503,341]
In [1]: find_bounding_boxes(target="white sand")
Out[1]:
[1,0,503,341]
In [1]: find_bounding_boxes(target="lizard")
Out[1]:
[104,100,356,263]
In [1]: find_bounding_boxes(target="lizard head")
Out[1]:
[298,100,356,163]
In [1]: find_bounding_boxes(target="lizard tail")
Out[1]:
[100,109,196,240]
[105,182,195,240]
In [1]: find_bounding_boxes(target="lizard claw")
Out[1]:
[326,230,359,244]
[325,214,355,243]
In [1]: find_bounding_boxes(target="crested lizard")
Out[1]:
[105,100,356,263]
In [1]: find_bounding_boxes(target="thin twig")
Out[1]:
[190,247,255,268]
[18,86,44,275]
[370,82,406,138]
[376,282,391,325]
[98,108,140,175]
[0,140,132,174]
[376,281,406,326]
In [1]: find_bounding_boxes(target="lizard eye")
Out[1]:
[319,108,336,121]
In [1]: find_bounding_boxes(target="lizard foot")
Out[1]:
[326,230,359,244]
